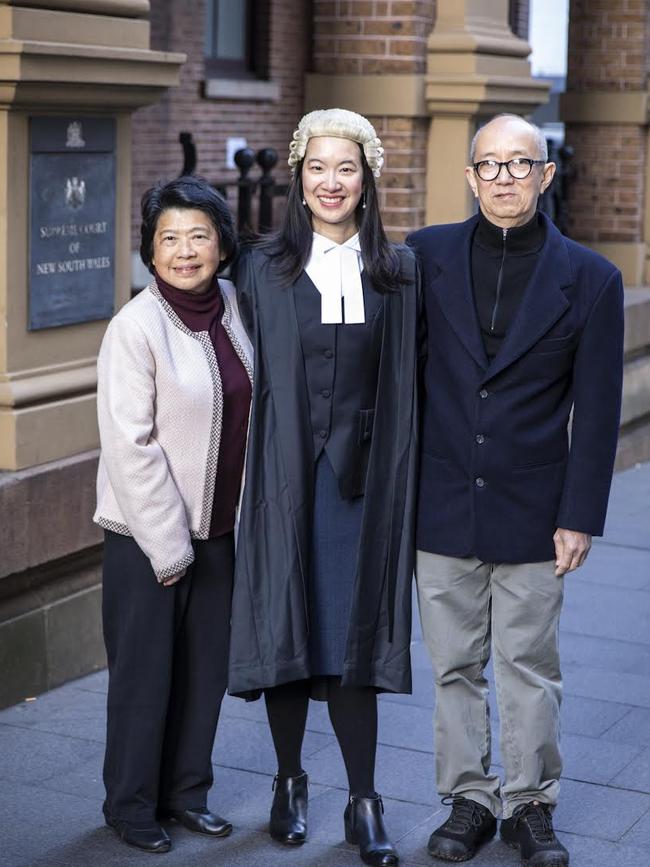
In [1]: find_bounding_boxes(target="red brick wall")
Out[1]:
[370,115,428,239]
[565,125,645,244]
[313,0,435,74]
[564,0,650,243]
[131,0,311,252]
[567,0,649,91]
[312,0,436,239]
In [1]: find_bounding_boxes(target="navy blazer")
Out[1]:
[408,212,624,564]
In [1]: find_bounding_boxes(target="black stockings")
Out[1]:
[264,679,377,797]
[264,680,309,779]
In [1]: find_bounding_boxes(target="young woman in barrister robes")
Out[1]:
[94,177,252,853]
[228,109,420,867]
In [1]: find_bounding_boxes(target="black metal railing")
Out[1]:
[179,132,288,236]
[540,140,575,236]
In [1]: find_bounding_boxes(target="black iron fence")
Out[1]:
[179,132,287,236]
[540,140,575,236]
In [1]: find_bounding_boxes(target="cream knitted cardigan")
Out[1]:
[94,280,253,579]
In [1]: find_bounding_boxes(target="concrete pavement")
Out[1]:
[1,461,649,867]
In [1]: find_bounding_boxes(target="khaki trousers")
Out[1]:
[416,551,563,819]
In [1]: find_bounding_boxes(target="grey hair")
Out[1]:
[470,114,548,162]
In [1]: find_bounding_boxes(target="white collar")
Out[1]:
[305,232,365,324]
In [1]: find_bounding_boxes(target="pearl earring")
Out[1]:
[302,197,306,206]
[362,193,367,210]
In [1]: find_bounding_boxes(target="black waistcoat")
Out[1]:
[293,270,384,498]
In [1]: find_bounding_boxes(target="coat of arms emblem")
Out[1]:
[65,177,86,209]
[66,121,85,148]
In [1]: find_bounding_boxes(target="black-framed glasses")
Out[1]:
[473,158,546,181]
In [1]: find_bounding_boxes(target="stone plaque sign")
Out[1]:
[29,117,116,330]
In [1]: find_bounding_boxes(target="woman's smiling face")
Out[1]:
[301,136,364,241]
[151,207,223,293]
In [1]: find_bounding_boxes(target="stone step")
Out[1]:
[618,288,650,469]
[625,287,650,355]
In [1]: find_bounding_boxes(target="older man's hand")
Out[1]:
[553,528,592,576]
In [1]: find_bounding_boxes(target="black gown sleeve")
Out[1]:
[230,247,257,340]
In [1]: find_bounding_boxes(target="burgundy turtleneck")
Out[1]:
[155,273,251,537]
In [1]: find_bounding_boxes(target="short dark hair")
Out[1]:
[140,175,238,274]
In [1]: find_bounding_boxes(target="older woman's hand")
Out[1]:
[161,569,186,587]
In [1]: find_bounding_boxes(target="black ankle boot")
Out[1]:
[269,771,308,844]
[344,794,399,866]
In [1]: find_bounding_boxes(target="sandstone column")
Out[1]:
[561,0,650,286]
[0,0,183,707]
[425,0,549,224]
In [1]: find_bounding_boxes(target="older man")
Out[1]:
[408,114,624,865]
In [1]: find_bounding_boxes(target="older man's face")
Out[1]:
[465,118,556,229]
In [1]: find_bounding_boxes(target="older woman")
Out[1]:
[94,176,252,853]
[229,110,420,867]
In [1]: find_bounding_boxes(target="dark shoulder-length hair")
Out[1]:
[140,175,238,274]
[259,147,400,292]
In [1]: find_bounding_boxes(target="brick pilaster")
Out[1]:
[564,0,650,255]
[312,0,436,239]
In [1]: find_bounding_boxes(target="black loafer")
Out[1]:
[166,808,232,837]
[104,805,171,853]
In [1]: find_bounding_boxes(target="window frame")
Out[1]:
[204,0,254,81]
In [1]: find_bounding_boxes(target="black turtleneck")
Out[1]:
[471,210,546,360]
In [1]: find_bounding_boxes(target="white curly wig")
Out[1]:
[288,108,384,178]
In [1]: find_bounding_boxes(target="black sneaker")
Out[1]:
[427,796,497,861]
[500,801,569,866]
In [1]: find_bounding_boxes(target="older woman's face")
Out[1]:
[152,208,223,293]
[302,136,363,241]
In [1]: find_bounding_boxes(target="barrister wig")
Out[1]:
[257,109,399,293]
[288,108,385,178]
[140,175,238,274]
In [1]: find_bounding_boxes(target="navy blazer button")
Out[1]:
[321,389,331,398]
[324,349,334,358]
[319,429,328,438]
[476,434,485,444]
[475,477,486,488]
[479,389,489,399]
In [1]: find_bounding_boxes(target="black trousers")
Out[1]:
[102,530,233,825]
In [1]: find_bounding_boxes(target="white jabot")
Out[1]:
[305,231,365,324]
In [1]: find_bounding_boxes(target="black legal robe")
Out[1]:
[228,245,420,697]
